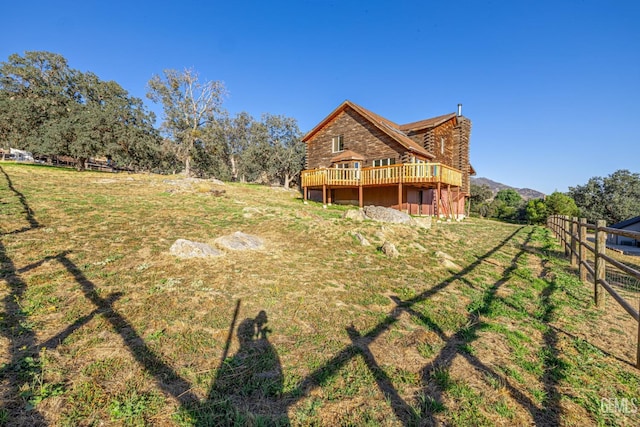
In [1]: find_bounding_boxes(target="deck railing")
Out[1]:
[326,168,361,186]
[301,163,462,188]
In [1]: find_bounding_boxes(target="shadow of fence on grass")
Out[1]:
[0,165,47,425]
[0,239,49,426]
[0,165,290,425]
[1,165,200,424]
[0,166,39,234]
[275,227,568,426]
[411,229,564,425]
[1,163,570,425]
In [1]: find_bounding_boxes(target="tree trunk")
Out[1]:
[283,174,291,189]
[230,155,238,181]
[185,155,192,177]
[76,157,87,171]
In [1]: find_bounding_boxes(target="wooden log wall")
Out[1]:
[304,107,406,169]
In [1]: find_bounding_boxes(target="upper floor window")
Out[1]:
[440,137,445,155]
[332,135,344,153]
[372,158,395,167]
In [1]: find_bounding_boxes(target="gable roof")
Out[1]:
[399,113,457,132]
[610,216,640,229]
[303,100,435,159]
[330,149,365,163]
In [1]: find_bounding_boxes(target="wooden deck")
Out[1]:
[301,163,462,188]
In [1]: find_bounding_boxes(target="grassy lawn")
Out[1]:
[1,162,639,426]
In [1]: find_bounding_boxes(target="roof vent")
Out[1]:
[457,103,462,117]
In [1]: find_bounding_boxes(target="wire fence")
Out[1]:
[607,266,640,311]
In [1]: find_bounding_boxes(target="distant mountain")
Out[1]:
[471,177,545,201]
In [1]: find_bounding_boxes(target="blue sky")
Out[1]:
[2,0,638,194]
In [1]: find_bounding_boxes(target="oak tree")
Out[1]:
[147,68,226,177]
[569,169,640,224]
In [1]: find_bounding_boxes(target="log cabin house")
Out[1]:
[301,100,474,217]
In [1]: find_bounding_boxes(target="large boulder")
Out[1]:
[170,239,223,258]
[435,251,460,270]
[412,216,432,230]
[380,241,399,258]
[364,206,413,224]
[350,231,371,246]
[215,231,264,251]
[343,209,366,221]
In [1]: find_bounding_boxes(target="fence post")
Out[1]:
[637,300,640,369]
[563,216,570,257]
[594,219,606,308]
[547,215,552,235]
[637,299,640,369]
[579,218,587,283]
[559,216,565,253]
[570,217,578,267]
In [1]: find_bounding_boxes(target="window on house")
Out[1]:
[332,135,344,153]
[372,158,396,167]
[440,137,445,155]
[335,161,360,169]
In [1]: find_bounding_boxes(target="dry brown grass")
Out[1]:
[1,163,639,426]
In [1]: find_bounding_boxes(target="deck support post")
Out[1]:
[322,183,327,208]
[327,187,332,206]
[447,184,451,219]
[358,184,363,209]
[436,182,441,217]
[397,165,404,212]
[303,187,308,204]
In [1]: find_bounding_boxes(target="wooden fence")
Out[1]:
[547,215,640,368]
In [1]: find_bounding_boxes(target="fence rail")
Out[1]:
[547,215,640,368]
